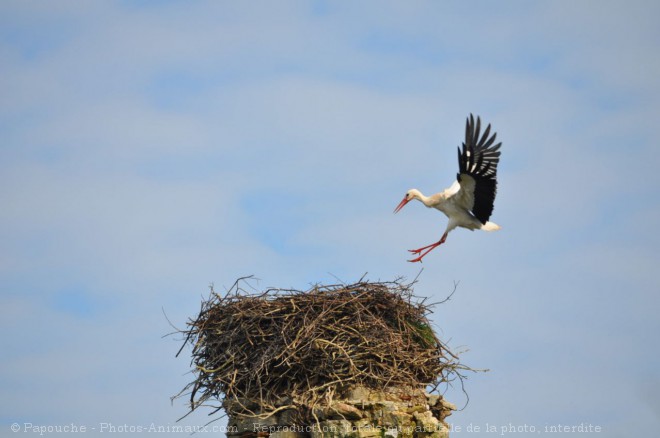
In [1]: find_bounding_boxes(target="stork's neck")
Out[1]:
[410,189,435,207]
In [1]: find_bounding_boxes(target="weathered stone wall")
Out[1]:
[226,386,455,438]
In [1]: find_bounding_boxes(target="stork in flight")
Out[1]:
[394,114,502,263]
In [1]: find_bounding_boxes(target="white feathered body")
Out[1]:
[406,182,501,235]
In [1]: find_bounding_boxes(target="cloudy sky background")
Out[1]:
[2,1,659,436]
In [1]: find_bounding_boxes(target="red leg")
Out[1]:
[407,232,448,263]
[408,241,439,254]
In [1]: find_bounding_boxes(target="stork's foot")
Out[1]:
[407,255,425,263]
[406,232,448,263]
[407,243,440,263]
[408,243,438,255]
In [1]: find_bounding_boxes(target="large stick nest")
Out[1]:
[174,277,467,420]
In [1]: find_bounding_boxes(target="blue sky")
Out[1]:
[1,1,659,436]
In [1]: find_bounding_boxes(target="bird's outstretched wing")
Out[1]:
[454,114,502,223]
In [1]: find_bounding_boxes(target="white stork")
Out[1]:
[394,114,502,263]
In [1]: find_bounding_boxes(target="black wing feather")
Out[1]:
[456,114,502,223]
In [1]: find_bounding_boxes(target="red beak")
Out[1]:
[394,196,410,213]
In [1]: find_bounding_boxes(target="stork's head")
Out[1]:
[394,189,422,213]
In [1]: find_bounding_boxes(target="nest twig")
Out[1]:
[174,276,469,421]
